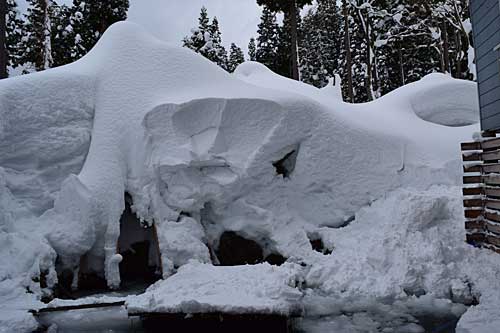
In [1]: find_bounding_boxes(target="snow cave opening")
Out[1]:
[117,194,161,289]
[308,234,332,255]
[216,231,287,266]
[272,146,299,178]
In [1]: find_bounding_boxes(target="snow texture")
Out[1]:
[127,262,304,315]
[0,22,497,332]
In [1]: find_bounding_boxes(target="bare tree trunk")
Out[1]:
[41,0,53,70]
[0,0,7,79]
[365,11,373,101]
[289,0,299,81]
[441,19,450,74]
[455,31,462,79]
[342,0,354,102]
[398,40,405,85]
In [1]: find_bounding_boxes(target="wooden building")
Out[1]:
[462,0,500,252]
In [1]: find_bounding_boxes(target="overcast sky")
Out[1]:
[19,0,264,54]
[128,0,263,53]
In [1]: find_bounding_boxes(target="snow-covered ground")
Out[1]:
[0,22,498,332]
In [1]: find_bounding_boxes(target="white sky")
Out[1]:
[127,0,263,53]
[19,0,264,54]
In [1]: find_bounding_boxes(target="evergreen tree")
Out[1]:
[50,3,73,67]
[255,6,280,72]
[227,43,245,72]
[257,0,313,80]
[19,0,54,72]
[70,0,129,60]
[182,6,210,53]
[300,0,341,88]
[0,0,6,78]
[183,7,228,70]
[203,17,228,69]
[248,37,256,61]
[1,0,23,77]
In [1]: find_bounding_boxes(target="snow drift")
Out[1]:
[0,22,498,333]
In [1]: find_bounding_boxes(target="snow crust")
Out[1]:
[0,22,497,332]
[127,262,303,315]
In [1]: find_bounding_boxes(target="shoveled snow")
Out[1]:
[0,22,497,333]
[127,262,304,315]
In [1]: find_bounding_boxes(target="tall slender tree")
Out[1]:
[183,8,228,70]
[255,6,280,72]
[248,37,256,61]
[19,0,53,72]
[256,0,313,80]
[341,0,354,101]
[0,0,7,78]
[227,43,245,72]
[300,0,341,88]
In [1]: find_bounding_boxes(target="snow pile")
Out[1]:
[127,262,303,315]
[0,22,497,332]
[408,74,479,127]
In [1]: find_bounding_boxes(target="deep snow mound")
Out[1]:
[0,21,497,333]
[235,62,479,128]
[388,73,479,127]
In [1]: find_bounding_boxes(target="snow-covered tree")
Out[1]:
[248,37,256,61]
[203,17,228,69]
[182,6,211,54]
[183,7,228,70]
[0,0,6,78]
[255,6,280,72]
[257,0,313,80]
[227,43,245,72]
[1,0,23,77]
[19,0,54,72]
[70,0,129,60]
[50,3,73,67]
[300,0,342,88]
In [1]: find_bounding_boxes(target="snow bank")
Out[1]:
[127,262,303,315]
[0,22,496,332]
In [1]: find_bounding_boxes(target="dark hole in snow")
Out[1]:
[216,231,286,266]
[117,193,161,289]
[53,268,75,300]
[216,231,264,266]
[309,237,332,255]
[273,148,299,178]
[265,253,288,266]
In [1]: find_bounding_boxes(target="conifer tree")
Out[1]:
[255,6,280,73]
[0,0,6,78]
[182,6,211,53]
[257,0,313,80]
[19,0,54,72]
[227,43,245,72]
[1,0,23,77]
[203,17,228,69]
[248,37,256,61]
[183,7,228,70]
[51,3,73,67]
[300,0,341,88]
[70,0,129,60]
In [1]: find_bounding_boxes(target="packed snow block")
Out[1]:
[126,262,304,316]
[409,74,479,127]
[0,71,94,216]
[143,98,284,212]
[41,175,95,269]
[155,217,211,278]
